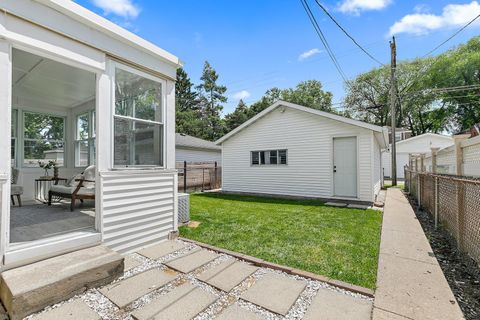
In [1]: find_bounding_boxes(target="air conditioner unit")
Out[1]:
[178,193,190,225]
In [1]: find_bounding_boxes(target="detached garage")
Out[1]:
[216,101,388,204]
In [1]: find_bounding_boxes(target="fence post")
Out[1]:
[457,180,465,251]
[201,168,205,192]
[183,161,187,193]
[417,172,421,207]
[453,134,469,176]
[434,176,439,229]
[420,153,425,172]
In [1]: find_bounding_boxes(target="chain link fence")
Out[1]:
[405,167,480,266]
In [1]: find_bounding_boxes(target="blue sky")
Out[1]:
[75,0,480,114]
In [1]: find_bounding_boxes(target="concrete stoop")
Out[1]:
[0,245,124,320]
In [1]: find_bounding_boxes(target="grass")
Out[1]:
[180,193,383,289]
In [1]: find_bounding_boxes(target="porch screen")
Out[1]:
[114,67,163,167]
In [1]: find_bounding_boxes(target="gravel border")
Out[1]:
[408,196,480,320]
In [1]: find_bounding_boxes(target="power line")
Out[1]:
[312,0,385,66]
[422,13,480,58]
[400,13,480,99]
[300,0,350,86]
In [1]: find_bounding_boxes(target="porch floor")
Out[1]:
[10,201,95,244]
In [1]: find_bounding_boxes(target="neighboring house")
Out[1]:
[0,0,181,268]
[382,133,454,179]
[385,126,412,144]
[176,133,222,164]
[216,101,389,204]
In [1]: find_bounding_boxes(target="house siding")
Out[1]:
[222,107,375,202]
[373,136,382,199]
[176,148,222,164]
[100,170,176,253]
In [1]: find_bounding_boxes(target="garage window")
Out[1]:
[251,150,287,166]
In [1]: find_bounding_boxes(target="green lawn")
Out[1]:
[180,193,383,289]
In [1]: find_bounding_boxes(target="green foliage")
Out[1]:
[224,99,250,131]
[180,193,382,289]
[345,36,480,135]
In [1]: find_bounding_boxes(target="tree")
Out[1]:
[196,61,228,140]
[249,80,333,119]
[281,80,333,112]
[225,99,251,131]
[175,68,202,136]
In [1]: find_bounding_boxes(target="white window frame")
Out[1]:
[251,149,288,166]
[75,110,95,167]
[22,111,66,168]
[111,62,166,169]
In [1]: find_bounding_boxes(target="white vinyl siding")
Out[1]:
[100,170,176,253]
[222,107,376,202]
[373,135,382,198]
[175,148,222,164]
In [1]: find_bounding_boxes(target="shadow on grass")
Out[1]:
[191,192,332,207]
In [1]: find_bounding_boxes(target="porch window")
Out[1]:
[75,111,96,167]
[23,112,65,167]
[113,67,164,167]
[251,149,288,166]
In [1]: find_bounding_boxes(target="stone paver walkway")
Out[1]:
[30,240,373,320]
[373,188,464,320]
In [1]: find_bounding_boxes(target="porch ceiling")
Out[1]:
[12,48,96,109]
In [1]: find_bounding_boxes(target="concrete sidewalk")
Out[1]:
[373,188,464,320]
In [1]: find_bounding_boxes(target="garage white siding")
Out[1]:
[222,107,376,202]
[176,148,222,164]
[373,136,382,199]
[100,170,176,253]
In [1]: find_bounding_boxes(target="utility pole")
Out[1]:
[390,36,397,186]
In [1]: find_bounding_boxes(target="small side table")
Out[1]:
[35,178,67,204]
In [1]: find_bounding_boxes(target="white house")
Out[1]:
[382,133,454,179]
[176,133,222,165]
[0,0,181,269]
[216,101,389,203]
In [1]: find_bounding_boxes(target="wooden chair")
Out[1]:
[48,165,95,211]
[10,168,23,207]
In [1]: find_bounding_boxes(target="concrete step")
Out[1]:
[0,245,124,320]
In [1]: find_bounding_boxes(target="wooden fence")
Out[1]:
[176,161,221,193]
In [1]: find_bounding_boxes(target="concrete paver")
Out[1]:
[240,273,307,316]
[346,204,370,210]
[131,282,217,320]
[164,249,219,273]
[325,202,347,207]
[123,255,143,271]
[215,304,262,320]
[34,300,100,320]
[197,259,258,292]
[303,288,372,320]
[374,189,464,320]
[137,240,186,260]
[100,268,177,308]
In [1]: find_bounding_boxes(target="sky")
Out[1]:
[75,0,480,114]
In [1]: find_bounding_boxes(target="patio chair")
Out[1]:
[11,168,23,207]
[48,165,95,211]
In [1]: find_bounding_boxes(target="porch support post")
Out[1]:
[0,40,12,261]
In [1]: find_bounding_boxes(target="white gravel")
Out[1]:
[24,240,373,320]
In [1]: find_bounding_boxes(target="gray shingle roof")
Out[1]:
[175,133,221,151]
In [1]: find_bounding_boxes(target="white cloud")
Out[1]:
[389,1,480,36]
[298,48,322,61]
[91,0,140,19]
[338,0,392,15]
[232,90,251,100]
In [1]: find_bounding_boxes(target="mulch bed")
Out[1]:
[408,196,480,320]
